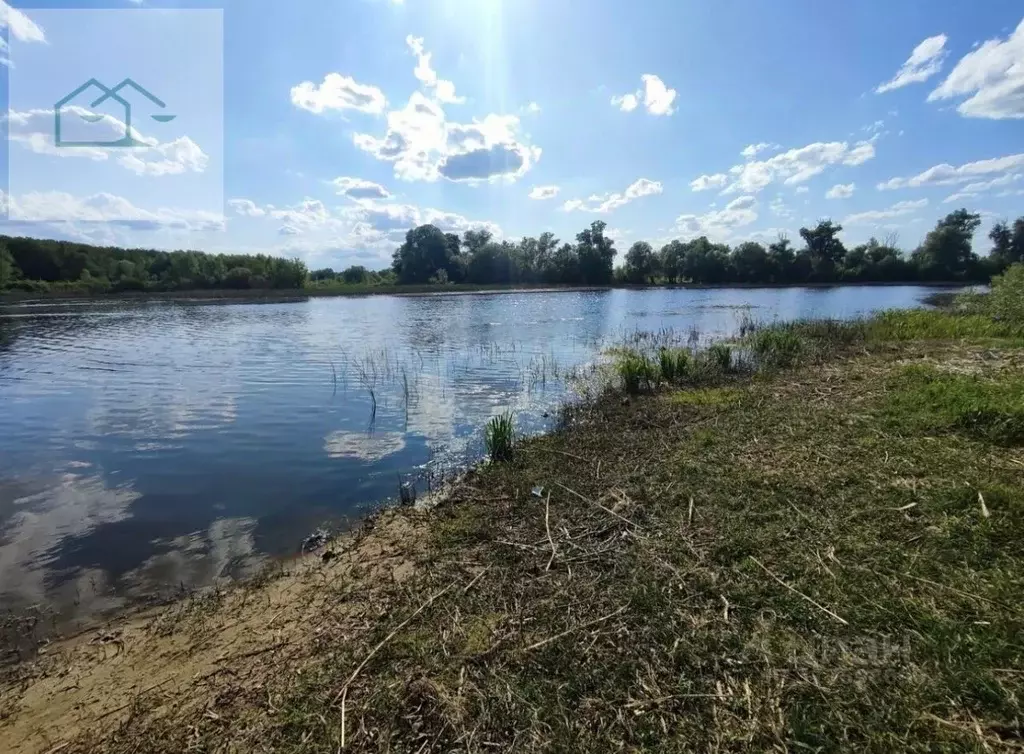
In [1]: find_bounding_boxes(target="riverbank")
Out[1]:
[3,303,1023,752]
[0,279,975,306]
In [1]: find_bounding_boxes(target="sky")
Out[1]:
[1,0,1023,271]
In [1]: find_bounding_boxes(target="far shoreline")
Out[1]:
[0,279,976,306]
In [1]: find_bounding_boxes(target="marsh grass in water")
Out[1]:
[484,411,516,462]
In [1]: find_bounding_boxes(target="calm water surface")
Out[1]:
[0,286,950,622]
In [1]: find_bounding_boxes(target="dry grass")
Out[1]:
[2,310,1024,752]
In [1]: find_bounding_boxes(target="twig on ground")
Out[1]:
[333,580,457,748]
[524,605,628,652]
[544,491,558,572]
[749,556,849,625]
[554,482,642,530]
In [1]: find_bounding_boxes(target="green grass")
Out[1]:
[883,365,1024,446]
[616,350,659,393]
[484,411,516,462]
[657,347,692,384]
[748,327,804,369]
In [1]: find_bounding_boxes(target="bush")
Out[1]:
[706,343,733,373]
[658,347,691,384]
[749,328,804,369]
[985,263,1024,324]
[484,412,516,462]
[616,351,659,393]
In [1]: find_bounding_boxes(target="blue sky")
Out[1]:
[2,0,1023,270]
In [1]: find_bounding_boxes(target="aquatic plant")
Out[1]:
[485,411,516,462]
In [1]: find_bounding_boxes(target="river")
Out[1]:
[0,285,954,623]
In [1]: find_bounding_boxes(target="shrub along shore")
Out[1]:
[2,268,1023,753]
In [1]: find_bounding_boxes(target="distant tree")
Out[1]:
[310,268,337,282]
[679,237,731,284]
[659,240,685,284]
[912,209,982,280]
[731,241,770,283]
[799,220,846,281]
[624,241,659,284]
[0,242,18,288]
[767,235,795,283]
[341,265,369,284]
[1012,217,1024,264]
[224,266,253,289]
[575,221,617,285]
[989,221,1013,269]
[392,224,459,284]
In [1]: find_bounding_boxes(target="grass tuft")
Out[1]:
[616,351,659,393]
[484,411,516,462]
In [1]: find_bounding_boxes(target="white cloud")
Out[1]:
[943,173,1022,203]
[877,153,1024,190]
[290,73,387,115]
[794,186,810,194]
[843,199,929,225]
[5,108,208,177]
[929,19,1024,119]
[354,92,540,183]
[330,176,392,200]
[740,143,780,159]
[341,199,501,239]
[826,183,856,199]
[690,173,729,192]
[0,1,45,59]
[611,74,677,116]
[5,190,224,231]
[117,136,208,177]
[561,178,662,213]
[406,35,465,105]
[611,93,638,112]
[524,102,541,114]
[674,195,759,241]
[227,199,266,218]
[528,185,560,200]
[876,33,948,93]
[718,139,876,194]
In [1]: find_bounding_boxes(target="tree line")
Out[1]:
[385,211,1023,287]
[0,236,308,293]
[2,208,1023,294]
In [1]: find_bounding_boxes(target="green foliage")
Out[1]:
[706,343,733,373]
[615,351,659,394]
[749,328,804,369]
[912,209,983,281]
[624,241,659,284]
[0,235,308,293]
[658,347,691,383]
[884,366,1024,446]
[868,309,1024,341]
[982,263,1024,324]
[484,412,516,462]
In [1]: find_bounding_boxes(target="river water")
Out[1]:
[0,285,951,622]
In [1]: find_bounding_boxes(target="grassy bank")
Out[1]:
[3,276,1023,752]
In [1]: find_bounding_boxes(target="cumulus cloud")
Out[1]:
[740,143,780,159]
[0,0,45,64]
[826,183,856,199]
[5,108,209,176]
[709,139,876,195]
[522,102,541,114]
[227,199,266,217]
[943,173,1022,203]
[611,74,677,116]
[290,73,387,115]
[795,186,810,194]
[674,195,759,241]
[406,35,465,104]
[354,91,540,184]
[5,190,224,231]
[690,173,730,192]
[117,137,208,177]
[341,199,501,239]
[928,19,1024,119]
[876,34,948,93]
[843,199,929,225]
[877,153,1024,190]
[330,176,392,200]
[561,178,662,213]
[529,185,560,200]
[769,195,794,219]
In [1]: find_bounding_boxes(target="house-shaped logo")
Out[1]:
[54,78,176,148]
